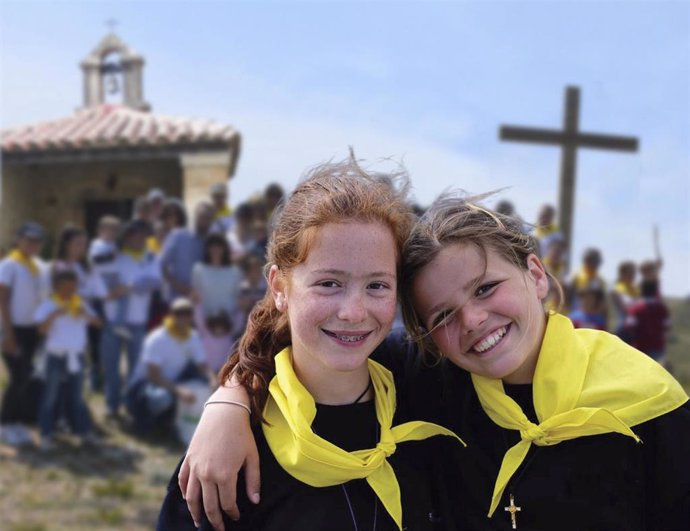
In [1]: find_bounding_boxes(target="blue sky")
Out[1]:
[1,0,689,295]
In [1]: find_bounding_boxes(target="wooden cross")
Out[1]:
[499,86,639,272]
[504,493,522,529]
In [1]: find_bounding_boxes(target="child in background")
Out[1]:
[193,306,236,375]
[627,279,671,367]
[89,216,130,340]
[569,287,607,330]
[34,269,101,450]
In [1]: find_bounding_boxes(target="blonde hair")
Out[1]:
[400,192,560,360]
[220,153,414,422]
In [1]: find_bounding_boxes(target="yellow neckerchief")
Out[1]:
[533,223,558,240]
[121,246,147,262]
[146,236,162,255]
[214,206,233,219]
[572,267,605,291]
[163,316,191,342]
[8,249,39,276]
[614,280,640,298]
[471,312,688,517]
[263,347,464,530]
[50,292,83,317]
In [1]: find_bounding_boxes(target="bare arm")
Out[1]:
[178,380,260,530]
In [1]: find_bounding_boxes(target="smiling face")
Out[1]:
[270,221,398,382]
[412,243,549,383]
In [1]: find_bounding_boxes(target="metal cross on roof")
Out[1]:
[499,85,639,272]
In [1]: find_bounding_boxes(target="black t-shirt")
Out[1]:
[158,398,443,531]
[376,329,690,531]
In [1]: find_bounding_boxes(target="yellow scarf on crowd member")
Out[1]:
[263,347,464,530]
[614,281,640,298]
[572,267,606,291]
[471,312,688,517]
[163,316,191,342]
[146,236,162,255]
[533,223,558,240]
[50,293,83,317]
[122,247,147,262]
[215,206,233,219]
[8,249,39,276]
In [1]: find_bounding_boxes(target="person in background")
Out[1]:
[626,279,671,368]
[34,269,101,450]
[192,234,243,319]
[227,203,256,262]
[234,253,268,334]
[209,183,234,234]
[160,202,214,300]
[639,258,663,296]
[160,198,188,234]
[262,182,285,220]
[611,261,639,343]
[0,222,46,446]
[88,216,123,390]
[569,286,607,330]
[250,219,269,259]
[132,195,154,236]
[532,204,562,257]
[51,225,109,420]
[100,220,161,419]
[147,218,171,331]
[147,188,166,223]
[147,220,168,256]
[567,247,608,326]
[126,298,213,435]
[194,307,236,375]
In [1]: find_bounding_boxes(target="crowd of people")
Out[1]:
[0,179,674,452]
[0,182,282,449]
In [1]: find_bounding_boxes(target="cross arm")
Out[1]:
[500,126,639,152]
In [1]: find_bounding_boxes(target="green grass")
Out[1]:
[91,478,135,500]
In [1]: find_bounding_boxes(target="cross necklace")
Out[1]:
[499,432,542,529]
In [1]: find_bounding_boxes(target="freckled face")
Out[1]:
[272,222,398,376]
[412,244,549,383]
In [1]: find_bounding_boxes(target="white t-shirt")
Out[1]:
[103,253,161,325]
[50,261,108,300]
[130,326,206,385]
[191,263,244,317]
[34,298,95,355]
[0,256,46,326]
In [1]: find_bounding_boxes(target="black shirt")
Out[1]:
[158,398,442,531]
[378,329,690,531]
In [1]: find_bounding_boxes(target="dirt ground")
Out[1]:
[0,388,183,531]
[1,297,689,530]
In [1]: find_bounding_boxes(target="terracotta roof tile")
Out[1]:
[1,104,238,153]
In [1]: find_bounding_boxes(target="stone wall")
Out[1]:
[0,158,182,252]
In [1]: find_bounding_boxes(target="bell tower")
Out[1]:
[80,31,150,111]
